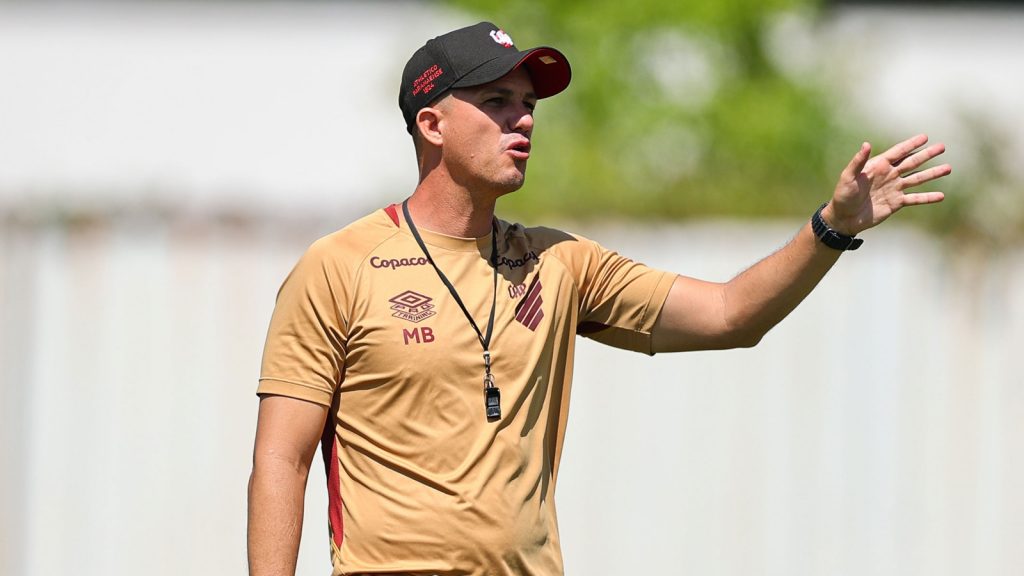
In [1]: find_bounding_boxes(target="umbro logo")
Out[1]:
[390,290,437,323]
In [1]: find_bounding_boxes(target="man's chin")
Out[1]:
[495,174,526,196]
[484,166,525,195]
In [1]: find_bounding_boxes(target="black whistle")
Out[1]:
[485,386,501,421]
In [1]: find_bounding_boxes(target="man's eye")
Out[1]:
[524,101,536,112]
[485,97,505,106]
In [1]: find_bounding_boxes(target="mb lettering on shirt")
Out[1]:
[412,64,444,96]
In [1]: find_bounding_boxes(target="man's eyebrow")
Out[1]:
[482,87,538,100]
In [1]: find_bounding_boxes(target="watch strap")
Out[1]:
[812,203,863,251]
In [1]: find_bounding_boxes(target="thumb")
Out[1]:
[841,142,871,182]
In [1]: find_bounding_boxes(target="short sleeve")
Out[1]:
[258,240,349,406]
[569,235,675,354]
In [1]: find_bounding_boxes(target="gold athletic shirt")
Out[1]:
[258,205,675,575]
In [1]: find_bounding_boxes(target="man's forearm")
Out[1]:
[720,219,841,345]
[652,218,843,352]
[247,462,309,576]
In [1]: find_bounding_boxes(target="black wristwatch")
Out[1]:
[811,203,863,251]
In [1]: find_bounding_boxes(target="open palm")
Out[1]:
[826,134,951,235]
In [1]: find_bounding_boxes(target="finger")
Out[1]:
[895,142,946,173]
[901,163,952,187]
[881,134,929,164]
[842,142,872,181]
[900,191,945,206]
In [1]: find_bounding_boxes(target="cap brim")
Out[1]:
[450,47,571,99]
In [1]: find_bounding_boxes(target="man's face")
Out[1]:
[437,67,537,197]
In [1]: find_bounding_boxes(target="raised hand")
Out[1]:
[823,134,951,236]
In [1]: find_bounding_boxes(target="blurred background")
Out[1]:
[1,0,1022,574]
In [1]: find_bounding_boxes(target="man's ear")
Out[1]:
[415,105,444,148]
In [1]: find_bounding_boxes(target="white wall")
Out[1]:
[0,1,459,215]
[560,222,1024,576]
[2,217,1022,575]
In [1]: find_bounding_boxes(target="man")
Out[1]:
[248,21,950,576]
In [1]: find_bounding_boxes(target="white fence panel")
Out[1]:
[1,218,1020,576]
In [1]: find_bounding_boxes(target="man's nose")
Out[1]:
[511,105,534,134]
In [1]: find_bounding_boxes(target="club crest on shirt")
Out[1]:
[389,290,437,323]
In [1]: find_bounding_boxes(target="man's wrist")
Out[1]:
[812,202,863,251]
[818,202,856,236]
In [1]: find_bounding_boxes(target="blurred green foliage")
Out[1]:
[440,0,987,238]
[440,0,851,221]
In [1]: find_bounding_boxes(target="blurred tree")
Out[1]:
[440,0,857,221]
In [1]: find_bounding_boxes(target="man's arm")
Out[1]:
[652,134,951,353]
[248,394,329,576]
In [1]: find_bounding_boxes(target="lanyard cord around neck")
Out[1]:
[401,200,500,387]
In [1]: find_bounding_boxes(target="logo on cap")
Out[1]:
[489,29,514,48]
[412,64,445,97]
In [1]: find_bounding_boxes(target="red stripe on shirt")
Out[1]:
[515,277,542,318]
[320,423,344,549]
[520,291,543,326]
[383,204,400,227]
[527,307,545,331]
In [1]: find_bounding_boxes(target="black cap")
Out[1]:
[399,22,571,132]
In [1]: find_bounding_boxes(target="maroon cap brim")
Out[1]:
[450,47,571,99]
[514,48,572,98]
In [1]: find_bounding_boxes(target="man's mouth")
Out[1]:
[507,139,531,160]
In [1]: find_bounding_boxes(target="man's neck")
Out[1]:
[406,183,498,239]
